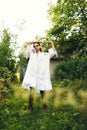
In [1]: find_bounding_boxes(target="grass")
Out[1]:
[0,81,87,130]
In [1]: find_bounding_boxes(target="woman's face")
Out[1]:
[33,43,41,52]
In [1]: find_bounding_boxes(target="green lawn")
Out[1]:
[0,82,87,130]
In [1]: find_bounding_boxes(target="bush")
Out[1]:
[0,67,12,99]
[54,57,87,80]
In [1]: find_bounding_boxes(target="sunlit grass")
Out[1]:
[9,82,87,111]
[52,88,78,108]
[77,89,87,111]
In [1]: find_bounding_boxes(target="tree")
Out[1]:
[47,0,87,58]
[0,28,18,79]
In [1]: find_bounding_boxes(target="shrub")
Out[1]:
[0,67,12,99]
[54,57,87,80]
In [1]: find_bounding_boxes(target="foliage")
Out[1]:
[19,54,28,68]
[0,28,18,74]
[0,28,19,98]
[54,57,87,80]
[0,104,85,130]
[0,82,87,130]
[0,67,11,99]
[18,52,29,81]
[47,0,87,58]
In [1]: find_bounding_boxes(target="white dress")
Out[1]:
[22,45,57,92]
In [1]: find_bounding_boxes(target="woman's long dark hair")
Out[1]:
[33,42,42,52]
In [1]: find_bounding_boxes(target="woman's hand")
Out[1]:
[47,41,56,51]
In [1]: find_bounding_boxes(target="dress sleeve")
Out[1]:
[48,48,58,58]
[20,44,34,59]
[25,44,35,59]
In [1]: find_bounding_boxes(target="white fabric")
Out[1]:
[20,44,35,59]
[22,45,57,92]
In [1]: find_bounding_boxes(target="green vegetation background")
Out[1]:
[0,0,87,129]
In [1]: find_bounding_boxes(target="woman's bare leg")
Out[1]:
[40,90,47,111]
[28,87,34,112]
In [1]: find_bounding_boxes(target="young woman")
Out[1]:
[22,40,57,112]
